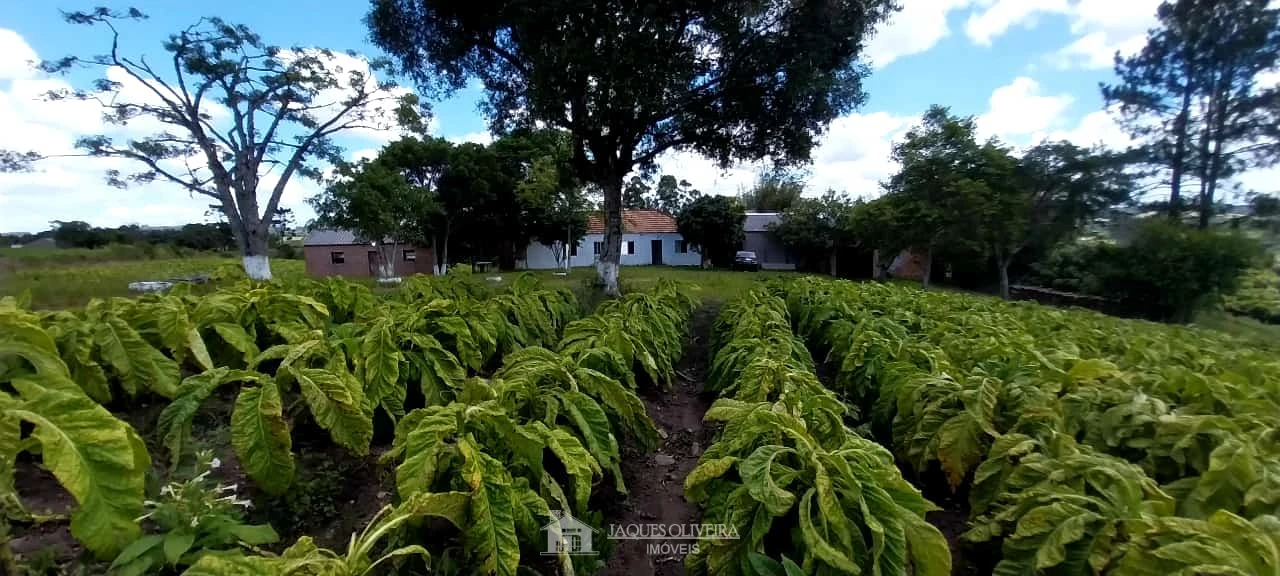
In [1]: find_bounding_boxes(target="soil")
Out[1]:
[604,305,719,576]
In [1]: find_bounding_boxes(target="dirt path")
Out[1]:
[603,305,718,576]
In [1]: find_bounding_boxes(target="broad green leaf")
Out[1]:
[231,382,294,494]
[459,438,521,576]
[163,532,196,565]
[9,380,148,558]
[290,367,373,455]
[740,446,797,516]
[157,369,264,466]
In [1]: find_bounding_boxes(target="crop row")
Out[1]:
[780,277,1280,575]
[1,275,694,575]
[685,287,950,575]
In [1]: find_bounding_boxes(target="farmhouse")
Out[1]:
[303,229,435,278]
[742,212,795,270]
[522,209,701,269]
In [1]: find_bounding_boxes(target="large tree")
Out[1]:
[2,9,420,279]
[367,0,897,294]
[882,106,990,287]
[740,169,806,212]
[1104,0,1280,225]
[768,190,850,271]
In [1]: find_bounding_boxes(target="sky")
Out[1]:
[0,0,1276,233]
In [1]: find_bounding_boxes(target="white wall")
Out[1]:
[524,233,701,269]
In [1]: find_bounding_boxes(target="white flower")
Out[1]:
[190,517,200,528]
[216,483,238,494]
[160,485,175,497]
[209,458,222,470]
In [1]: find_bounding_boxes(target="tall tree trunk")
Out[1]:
[921,246,932,288]
[1200,65,1233,230]
[997,249,1012,300]
[242,222,272,281]
[872,249,883,280]
[1169,86,1194,220]
[436,221,451,275]
[597,176,623,296]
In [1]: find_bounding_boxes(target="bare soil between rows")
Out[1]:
[603,305,719,576]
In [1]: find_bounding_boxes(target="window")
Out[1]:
[402,249,416,262]
[570,243,578,257]
[593,241,603,255]
[676,240,689,254]
[623,241,635,255]
[330,251,345,264]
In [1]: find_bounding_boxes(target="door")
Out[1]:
[651,239,663,265]
[368,250,379,276]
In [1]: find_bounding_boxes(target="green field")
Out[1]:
[0,256,306,309]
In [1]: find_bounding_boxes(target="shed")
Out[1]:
[302,229,435,278]
[742,212,795,270]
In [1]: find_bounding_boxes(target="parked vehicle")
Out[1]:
[733,250,760,271]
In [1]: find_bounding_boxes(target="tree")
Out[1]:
[310,159,435,278]
[882,106,990,287]
[843,198,909,280]
[1250,193,1280,216]
[367,0,897,294]
[623,176,654,210]
[1104,0,1280,225]
[653,175,702,215]
[0,9,420,279]
[981,142,1133,299]
[768,190,850,271]
[499,130,590,270]
[740,169,805,212]
[677,196,746,268]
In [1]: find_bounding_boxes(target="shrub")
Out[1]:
[1033,222,1262,322]
[1101,221,1262,321]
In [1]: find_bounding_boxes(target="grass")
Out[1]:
[1192,309,1280,349]
[0,257,306,309]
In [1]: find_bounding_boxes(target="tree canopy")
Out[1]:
[740,170,806,212]
[1103,0,1280,226]
[366,0,898,293]
[677,195,747,268]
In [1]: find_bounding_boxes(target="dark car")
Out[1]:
[733,250,760,271]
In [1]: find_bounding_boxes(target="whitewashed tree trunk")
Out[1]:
[243,255,271,281]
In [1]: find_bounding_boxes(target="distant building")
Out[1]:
[742,212,795,270]
[11,237,57,249]
[302,229,435,278]
[522,209,701,269]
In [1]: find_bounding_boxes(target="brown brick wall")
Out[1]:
[303,244,436,278]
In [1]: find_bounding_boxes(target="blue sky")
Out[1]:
[1,0,1271,232]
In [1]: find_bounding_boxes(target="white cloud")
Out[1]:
[0,30,404,232]
[977,77,1074,142]
[0,29,39,81]
[865,0,976,68]
[449,131,493,145]
[965,0,1070,46]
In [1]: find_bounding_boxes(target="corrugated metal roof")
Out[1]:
[744,212,782,233]
[303,229,359,246]
[586,210,679,234]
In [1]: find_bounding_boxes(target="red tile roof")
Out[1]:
[586,209,679,234]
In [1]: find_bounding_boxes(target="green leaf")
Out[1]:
[212,322,259,364]
[9,381,149,558]
[227,524,280,546]
[459,437,521,576]
[94,315,180,398]
[110,534,163,569]
[182,553,283,576]
[290,367,373,455]
[359,318,403,415]
[797,488,860,574]
[163,532,196,565]
[740,446,797,516]
[157,369,264,466]
[231,382,294,494]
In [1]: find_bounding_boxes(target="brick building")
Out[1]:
[302,229,435,278]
